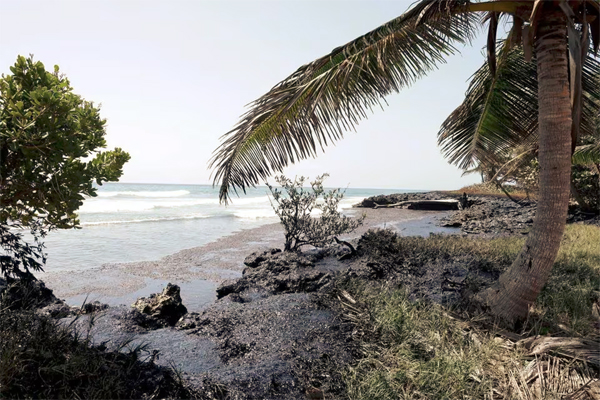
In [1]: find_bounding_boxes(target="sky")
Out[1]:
[0,0,490,191]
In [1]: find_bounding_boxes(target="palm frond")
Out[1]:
[210,0,480,203]
[438,42,600,171]
[438,40,538,170]
[573,142,600,164]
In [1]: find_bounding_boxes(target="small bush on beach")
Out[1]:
[267,174,364,251]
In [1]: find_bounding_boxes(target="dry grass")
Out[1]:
[342,224,600,399]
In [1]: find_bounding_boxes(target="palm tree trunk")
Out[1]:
[480,11,572,324]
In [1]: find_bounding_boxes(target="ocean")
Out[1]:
[40,182,409,273]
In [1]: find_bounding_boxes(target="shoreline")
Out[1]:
[40,207,455,311]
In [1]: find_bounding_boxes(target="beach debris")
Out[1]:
[132,283,188,326]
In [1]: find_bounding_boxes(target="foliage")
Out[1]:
[210,0,478,203]
[0,55,130,279]
[438,42,600,172]
[439,42,600,209]
[0,225,46,280]
[344,287,513,399]
[535,224,600,336]
[267,174,364,252]
[343,285,596,400]
[572,164,600,213]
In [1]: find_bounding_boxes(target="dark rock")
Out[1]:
[81,300,109,314]
[38,301,77,318]
[354,192,452,208]
[132,283,188,326]
[244,248,282,268]
[0,279,60,310]
[122,308,170,330]
[216,250,331,299]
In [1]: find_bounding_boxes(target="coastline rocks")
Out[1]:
[243,248,282,268]
[440,198,536,235]
[354,192,451,208]
[217,249,332,299]
[132,283,188,326]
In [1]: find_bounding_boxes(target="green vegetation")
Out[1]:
[537,224,600,336]
[344,288,512,399]
[342,224,600,399]
[267,174,364,252]
[0,55,130,279]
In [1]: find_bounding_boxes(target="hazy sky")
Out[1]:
[1,0,490,190]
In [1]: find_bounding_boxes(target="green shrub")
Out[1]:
[267,174,364,251]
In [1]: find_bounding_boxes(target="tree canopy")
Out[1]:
[0,55,130,278]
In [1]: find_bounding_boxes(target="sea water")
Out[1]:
[40,182,410,272]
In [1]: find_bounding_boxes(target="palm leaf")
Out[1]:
[438,40,538,170]
[573,142,600,164]
[210,0,480,203]
[438,41,600,171]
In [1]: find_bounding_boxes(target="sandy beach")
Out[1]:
[41,208,456,311]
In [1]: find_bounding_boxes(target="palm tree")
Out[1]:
[210,0,600,324]
[438,41,600,205]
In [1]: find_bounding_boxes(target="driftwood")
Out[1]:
[373,199,461,211]
[334,237,356,260]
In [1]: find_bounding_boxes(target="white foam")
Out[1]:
[339,196,365,209]
[79,200,156,213]
[81,214,209,226]
[232,195,271,205]
[79,198,219,214]
[96,190,191,198]
[233,209,277,220]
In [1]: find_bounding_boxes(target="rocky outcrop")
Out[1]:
[131,283,188,326]
[354,192,453,208]
[440,197,536,235]
[216,249,332,299]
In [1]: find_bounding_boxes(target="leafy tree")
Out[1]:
[210,0,600,324]
[267,174,364,252]
[0,55,130,279]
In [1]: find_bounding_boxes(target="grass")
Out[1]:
[343,224,600,399]
[534,224,600,336]
[343,287,520,399]
[0,284,199,399]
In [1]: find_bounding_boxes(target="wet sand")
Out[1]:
[41,208,456,311]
